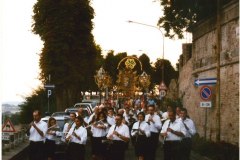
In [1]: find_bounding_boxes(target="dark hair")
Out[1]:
[181,108,188,113]
[148,104,155,109]
[76,115,84,123]
[137,112,145,119]
[69,112,76,117]
[168,109,176,115]
[33,110,41,116]
[96,111,107,122]
[47,117,56,127]
[115,113,123,119]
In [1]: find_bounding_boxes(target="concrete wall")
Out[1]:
[178,0,239,145]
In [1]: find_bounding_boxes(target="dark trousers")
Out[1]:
[66,142,85,160]
[107,140,126,160]
[181,138,192,160]
[163,141,182,160]
[29,141,45,160]
[146,132,159,160]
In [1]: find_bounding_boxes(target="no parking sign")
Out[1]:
[200,86,212,101]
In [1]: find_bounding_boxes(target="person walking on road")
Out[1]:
[45,117,59,160]
[145,105,162,160]
[106,114,130,160]
[28,110,48,160]
[91,111,109,160]
[179,108,197,160]
[160,110,187,160]
[131,112,151,160]
[65,116,88,160]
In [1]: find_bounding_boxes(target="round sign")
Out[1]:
[159,90,166,97]
[200,86,212,100]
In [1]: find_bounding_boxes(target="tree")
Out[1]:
[19,88,56,124]
[32,0,101,110]
[152,59,178,87]
[157,0,231,38]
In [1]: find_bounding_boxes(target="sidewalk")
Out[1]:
[2,141,29,160]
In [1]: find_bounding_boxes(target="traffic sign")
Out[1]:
[159,90,167,97]
[159,81,167,90]
[200,86,212,101]
[200,101,212,108]
[194,78,217,86]
[2,119,16,132]
[2,132,10,141]
[44,84,55,88]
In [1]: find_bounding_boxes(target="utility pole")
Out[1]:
[216,0,221,142]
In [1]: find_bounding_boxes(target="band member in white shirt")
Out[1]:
[45,117,59,160]
[66,116,88,160]
[107,108,115,126]
[106,114,130,160]
[62,112,76,142]
[28,110,48,160]
[160,109,187,160]
[145,105,162,160]
[131,112,151,160]
[179,108,196,160]
[91,111,109,160]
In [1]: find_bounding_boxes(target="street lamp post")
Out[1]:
[127,20,165,84]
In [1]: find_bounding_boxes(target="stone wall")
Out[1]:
[178,0,239,145]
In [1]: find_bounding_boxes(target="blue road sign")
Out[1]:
[194,78,217,86]
[200,86,212,100]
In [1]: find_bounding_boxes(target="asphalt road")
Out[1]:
[84,140,164,160]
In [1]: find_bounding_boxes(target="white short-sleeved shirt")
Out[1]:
[91,121,108,137]
[107,124,130,141]
[145,114,162,133]
[67,126,87,144]
[131,121,151,137]
[178,118,196,138]
[29,120,47,142]
[161,119,187,141]
[107,116,115,126]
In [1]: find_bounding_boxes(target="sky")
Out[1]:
[0,0,191,104]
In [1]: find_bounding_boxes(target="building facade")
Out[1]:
[178,0,239,145]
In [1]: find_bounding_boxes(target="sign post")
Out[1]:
[2,119,16,144]
[194,78,217,86]
[199,86,213,140]
[44,84,55,113]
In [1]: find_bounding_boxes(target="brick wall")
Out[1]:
[178,1,239,145]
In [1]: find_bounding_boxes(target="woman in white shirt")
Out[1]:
[91,111,109,160]
[45,117,59,160]
[131,112,151,160]
[66,116,88,160]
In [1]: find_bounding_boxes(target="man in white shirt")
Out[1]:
[65,116,88,160]
[28,110,47,160]
[145,105,162,160]
[179,108,197,160]
[107,114,130,160]
[62,112,76,142]
[160,109,187,160]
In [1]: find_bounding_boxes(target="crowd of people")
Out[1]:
[27,96,197,160]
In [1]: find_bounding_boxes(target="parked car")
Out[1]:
[73,102,94,113]
[51,111,69,117]
[64,107,92,120]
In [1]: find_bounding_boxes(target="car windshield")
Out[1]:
[52,112,68,117]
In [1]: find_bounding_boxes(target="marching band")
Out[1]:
[28,101,196,160]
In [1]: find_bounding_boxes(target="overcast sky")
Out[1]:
[0,0,191,104]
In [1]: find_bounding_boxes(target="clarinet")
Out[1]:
[164,121,171,141]
[135,121,141,143]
